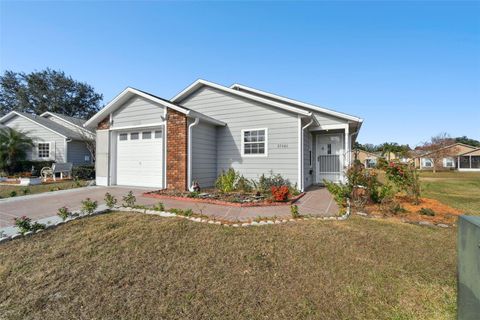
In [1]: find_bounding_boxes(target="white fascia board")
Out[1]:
[41,111,93,136]
[85,87,191,128]
[171,79,312,117]
[0,111,68,138]
[231,83,363,123]
[189,111,226,126]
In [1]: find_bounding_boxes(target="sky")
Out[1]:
[0,1,479,147]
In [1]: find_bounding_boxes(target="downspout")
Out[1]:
[187,118,200,191]
[300,118,315,192]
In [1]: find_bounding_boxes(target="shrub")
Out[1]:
[14,216,32,234]
[271,185,290,202]
[385,161,421,204]
[122,191,136,207]
[81,198,98,215]
[22,188,30,195]
[153,202,165,211]
[253,171,292,194]
[72,165,95,180]
[104,192,117,209]
[324,180,351,208]
[187,191,199,198]
[9,191,17,197]
[290,205,300,218]
[419,207,435,216]
[31,222,46,232]
[236,176,253,193]
[57,206,71,221]
[215,169,239,193]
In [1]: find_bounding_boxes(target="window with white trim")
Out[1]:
[119,133,128,141]
[154,130,162,139]
[37,143,50,159]
[130,132,139,140]
[242,129,267,156]
[142,131,152,139]
[444,157,454,168]
[422,158,433,167]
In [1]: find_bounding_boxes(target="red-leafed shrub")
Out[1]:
[271,185,290,202]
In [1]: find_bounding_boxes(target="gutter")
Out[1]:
[187,118,200,191]
[300,118,315,192]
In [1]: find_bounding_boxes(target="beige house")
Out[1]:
[352,149,381,168]
[412,143,477,170]
[458,148,480,171]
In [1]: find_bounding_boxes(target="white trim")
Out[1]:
[96,176,108,186]
[109,122,166,131]
[240,128,268,158]
[163,107,167,189]
[310,123,350,131]
[84,87,226,128]
[231,83,363,123]
[172,79,313,117]
[64,138,69,162]
[0,111,67,138]
[300,118,315,191]
[298,116,302,190]
[188,118,200,191]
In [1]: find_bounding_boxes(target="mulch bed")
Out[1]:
[143,190,306,207]
[362,196,463,225]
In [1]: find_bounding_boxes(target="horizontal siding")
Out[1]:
[312,111,348,126]
[112,96,164,128]
[67,140,93,165]
[3,115,65,162]
[191,121,217,187]
[181,86,299,184]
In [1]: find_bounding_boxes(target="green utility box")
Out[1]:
[458,215,480,319]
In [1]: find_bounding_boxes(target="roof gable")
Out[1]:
[172,79,314,118]
[230,83,363,123]
[85,87,225,128]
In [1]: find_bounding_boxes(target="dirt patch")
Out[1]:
[364,196,462,225]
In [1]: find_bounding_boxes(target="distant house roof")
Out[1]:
[412,143,477,158]
[0,111,88,140]
[459,147,480,156]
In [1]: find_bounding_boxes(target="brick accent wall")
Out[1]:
[97,117,110,130]
[166,108,188,190]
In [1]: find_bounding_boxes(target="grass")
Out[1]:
[0,180,88,199]
[0,212,456,319]
[419,171,480,215]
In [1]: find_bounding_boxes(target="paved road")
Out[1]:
[0,186,158,228]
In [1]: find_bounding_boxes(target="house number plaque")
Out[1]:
[277,144,289,149]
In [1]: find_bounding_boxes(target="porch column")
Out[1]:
[344,124,350,167]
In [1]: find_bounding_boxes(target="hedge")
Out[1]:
[72,165,95,180]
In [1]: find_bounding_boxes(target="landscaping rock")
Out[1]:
[232,224,240,227]
[11,233,22,240]
[242,223,250,227]
[208,220,215,224]
[419,221,433,226]
[251,221,260,226]
[274,220,282,224]
[266,220,274,224]
[437,223,449,228]
[356,212,368,217]
[0,237,11,243]
[36,229,44,233]
[24,231,33,236]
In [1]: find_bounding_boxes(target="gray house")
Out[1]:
[85,80,363,191]
[0,111,94,165]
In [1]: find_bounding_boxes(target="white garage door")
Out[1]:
[116,129,163,188]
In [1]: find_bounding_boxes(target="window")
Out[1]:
[154,130,162,139]
[422,158,433,167]
[327,144,332,155]
[309,150,312,167]
[242,129,267,156]
[142,131,152,139]
[37,143,50,159]
[444,157,454,168]
[119,133,128,141]
[130,132,139,140]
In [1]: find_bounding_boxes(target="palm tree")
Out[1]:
[0,127,34,174]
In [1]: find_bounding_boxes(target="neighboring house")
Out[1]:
[85,80,363,190]
[412,143,476,170]
[0,111,95,165]
[352,149,380,168]
[457,148,480,171]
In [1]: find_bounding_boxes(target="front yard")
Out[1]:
[0,212,456,319]
[0,180,89,199]
[419,171,480,215]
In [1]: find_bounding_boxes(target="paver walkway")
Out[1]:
[0,185,338,228]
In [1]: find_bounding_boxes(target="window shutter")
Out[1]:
[49,142,56,160]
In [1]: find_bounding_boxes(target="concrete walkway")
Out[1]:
[0,185,338,228]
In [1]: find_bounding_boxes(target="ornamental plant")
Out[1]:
[385,161,420,204]
[14,216,32,234]
[81,198,98,215]
[271,185,290,202]
[122,191,136,207]
[57,206,71,221]
[104,192,117,209]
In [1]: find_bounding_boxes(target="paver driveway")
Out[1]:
[0,185,338,228]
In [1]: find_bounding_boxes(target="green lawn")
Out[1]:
[0,180,88,199]
[0,213,456,319]
[419,171,480,215]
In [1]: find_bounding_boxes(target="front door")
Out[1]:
[316,134,343,183]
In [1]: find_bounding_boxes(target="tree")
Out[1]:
[0,127,34,174]
[421,133,457,173]
[0,69,103,119]
[455,136,480,147]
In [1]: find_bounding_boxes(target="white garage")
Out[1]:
[116,129,164,188]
